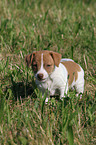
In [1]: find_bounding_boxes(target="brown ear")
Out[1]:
[25,53,33,67]
[25,52,36,67]
[50,51,62,67]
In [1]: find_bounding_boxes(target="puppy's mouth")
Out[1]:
[37,77,47,82]
[36,78,47,83]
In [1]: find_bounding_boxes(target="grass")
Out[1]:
[0,0,96,144]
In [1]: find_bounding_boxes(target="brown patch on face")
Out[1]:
[32,50,61,74]
[25,51,41,73]
[25,50,61,74]
[43,52,55,74]
[61,61,81,86]
[32,52,41,73]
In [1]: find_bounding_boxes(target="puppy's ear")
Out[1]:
[50,51,62,67]
[25,53,33,67]
[25,52,36,67]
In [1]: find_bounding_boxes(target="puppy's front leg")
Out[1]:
[60,88,65,100]
[60,85,68,100]
[42,92,50,104]
[42,93,48,104]
[45,97,49,103]
[44,89,55,104]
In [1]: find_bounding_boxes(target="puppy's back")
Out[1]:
[61,61,81,86]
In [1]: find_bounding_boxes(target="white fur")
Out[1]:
[35,63,68,102]
[35,57,84,102]
[35,53,48,82]
[75,67,84,94]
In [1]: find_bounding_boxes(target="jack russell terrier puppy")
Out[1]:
[25,50,84,102]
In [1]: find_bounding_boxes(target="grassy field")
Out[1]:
[0,0,96,144]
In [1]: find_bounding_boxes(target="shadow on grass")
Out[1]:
[5,78,37,100]
[5,78,70,107]
[11,81,36,99]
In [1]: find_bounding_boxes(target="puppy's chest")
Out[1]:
[36,78,54,94]
[35,64,67,93]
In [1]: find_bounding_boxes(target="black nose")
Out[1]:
[37,73,43,80]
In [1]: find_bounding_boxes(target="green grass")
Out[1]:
[0,0,96,144]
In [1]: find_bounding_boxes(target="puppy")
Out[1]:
[25,50,84,102]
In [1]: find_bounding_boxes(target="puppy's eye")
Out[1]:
[47,64,51,67]
[32,63,37,72]
[33,64,37,69]
[33,64,37,67]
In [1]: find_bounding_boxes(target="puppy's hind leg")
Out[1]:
[75,71,84,98]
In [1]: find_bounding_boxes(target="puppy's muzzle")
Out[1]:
[37,73,44,81]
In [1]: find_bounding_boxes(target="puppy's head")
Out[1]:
[25,50,61,82]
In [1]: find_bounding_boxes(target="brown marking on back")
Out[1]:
[61,61,81,86]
